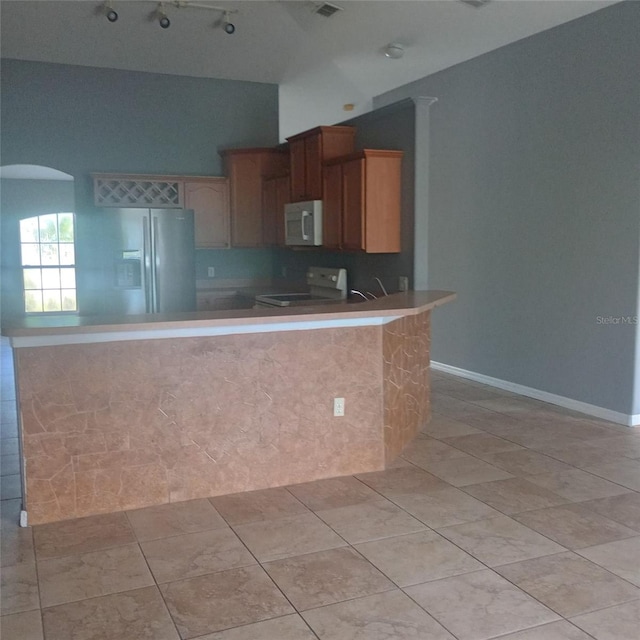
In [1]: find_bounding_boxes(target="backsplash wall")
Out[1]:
[195,249,275,283]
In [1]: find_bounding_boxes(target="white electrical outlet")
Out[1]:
[399,276,409,292]
[208,267,215,278]
[333,397,345,417]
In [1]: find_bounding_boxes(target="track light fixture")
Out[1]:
[222,11,235,34]
[173,2,238,34]
[97,2,238,34]
[101,1,118,22]
[156,3,171,28]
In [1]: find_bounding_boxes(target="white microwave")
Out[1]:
[284,200,323,246]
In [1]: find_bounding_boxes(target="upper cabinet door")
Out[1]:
[322,162,343,251]
[184,178,230,249]
[274,175,290,247]
[304,132,323,201]
[341,158,365,252]
[226,153,264,247]
[329,149,403,254]
[289,139,307,202]
[363,153,402,253]
[262,176,278,247]
[286,126,355,203]
[222,149,287,248]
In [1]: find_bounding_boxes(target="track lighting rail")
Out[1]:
[99,1,238,33]
[172,1,237,14]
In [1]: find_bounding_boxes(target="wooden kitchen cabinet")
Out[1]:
[92,173,230,248]
[221,148,288,247]
[323,149,403,253]
[92,173,184,208]
[321,162,343,250]
[184,177,230,249]
[287,126,355,202]
[262,174,290,246]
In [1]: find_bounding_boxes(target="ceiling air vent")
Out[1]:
[314,2,343,18]
[459,0,492,7]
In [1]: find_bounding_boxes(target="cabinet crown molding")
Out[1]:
[219,147,287,157]
[286,125,356,143]
[91,172,223,181]
[323,149,404,166]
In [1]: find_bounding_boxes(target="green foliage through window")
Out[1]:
[20,213,77,313]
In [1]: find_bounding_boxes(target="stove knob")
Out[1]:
[330,275,337,281]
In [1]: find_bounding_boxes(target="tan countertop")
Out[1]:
[3,291,456,346]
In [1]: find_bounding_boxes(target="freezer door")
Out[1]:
[105,208,149,315]
[150,209,196,313]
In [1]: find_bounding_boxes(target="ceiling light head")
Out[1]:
[222,12,235,34]
[100,2,118,23]
[383,43,404,59]
[156,3,170,28]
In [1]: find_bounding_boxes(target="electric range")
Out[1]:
[254,267,347,307]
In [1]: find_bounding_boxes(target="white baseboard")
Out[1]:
[431,361,639,428]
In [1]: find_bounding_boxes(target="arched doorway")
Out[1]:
[0,164,75,517]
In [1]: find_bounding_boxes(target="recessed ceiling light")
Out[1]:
[384,43,404,59]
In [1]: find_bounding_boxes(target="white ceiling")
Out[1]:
[1,0,617,136]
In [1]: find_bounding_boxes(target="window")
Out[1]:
[20,213,77,313]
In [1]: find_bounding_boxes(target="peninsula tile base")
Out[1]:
[15,311,431,524]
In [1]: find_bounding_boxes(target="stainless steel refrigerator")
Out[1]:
[103,208,196,315]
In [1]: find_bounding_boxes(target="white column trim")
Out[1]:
[412,96,437,290]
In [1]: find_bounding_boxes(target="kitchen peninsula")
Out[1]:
[4,291,455,524]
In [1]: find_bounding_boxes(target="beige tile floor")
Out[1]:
[2,353,640,639]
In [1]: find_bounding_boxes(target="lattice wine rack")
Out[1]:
[93,175,184,208]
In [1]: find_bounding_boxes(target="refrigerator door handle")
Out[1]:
[143,216,153,313]
[152,216,160,313]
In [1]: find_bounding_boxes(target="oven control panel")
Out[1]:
[306,267,347,299]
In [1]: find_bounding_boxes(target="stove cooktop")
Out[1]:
[255,293,340,307]
[255,267,348,307]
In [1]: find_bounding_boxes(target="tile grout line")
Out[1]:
[287,470,580,637]
[420,401,640,507]
[131,532,183,640]
[127,498,323,638]
[211,504,323,640]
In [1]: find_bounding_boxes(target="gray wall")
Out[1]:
[635,250,640,416]
[375,2,640,416]
[274,100,416,294]
[1,59,279,317]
